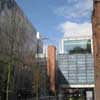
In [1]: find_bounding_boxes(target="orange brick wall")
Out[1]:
[47,45,56,94]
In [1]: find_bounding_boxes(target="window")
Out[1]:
[63,39,91,54]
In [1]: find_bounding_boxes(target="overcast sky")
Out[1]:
[16,0,93,47]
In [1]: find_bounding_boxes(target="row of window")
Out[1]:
[57,54,94,85]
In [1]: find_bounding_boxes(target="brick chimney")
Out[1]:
[47,45,56,94]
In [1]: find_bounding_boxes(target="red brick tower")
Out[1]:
[47,45,56,94]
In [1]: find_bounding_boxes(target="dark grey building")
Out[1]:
[0,0,38,100]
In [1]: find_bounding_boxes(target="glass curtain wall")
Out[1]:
[63,39,91,54]
[57,54,94,85]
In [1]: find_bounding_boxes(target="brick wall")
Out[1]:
[92,0,100,100]
[47,45,56,94]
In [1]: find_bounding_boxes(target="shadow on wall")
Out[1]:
[56,63,69,93]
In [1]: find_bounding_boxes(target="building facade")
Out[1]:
[92,0,100,100]
[60,35,93,54]
[57,35,95,100]
[0,0,39,99]
[37,32,43,54]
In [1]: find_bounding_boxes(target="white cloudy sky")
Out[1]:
[59,21,92,37]
[56,0,93,37]
[17,0,93,47]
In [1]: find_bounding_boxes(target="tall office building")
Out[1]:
[57,35,94,100]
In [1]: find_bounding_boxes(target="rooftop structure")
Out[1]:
[60,35,93,54]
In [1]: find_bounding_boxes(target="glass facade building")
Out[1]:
[57,54,94,86]
[63,39,91,54]
[57,37,94,87]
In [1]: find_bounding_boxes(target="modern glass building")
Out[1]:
[57,35,94,100]
[57,54,94,87]
[63,39,91,54]
[60,36,93,54]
